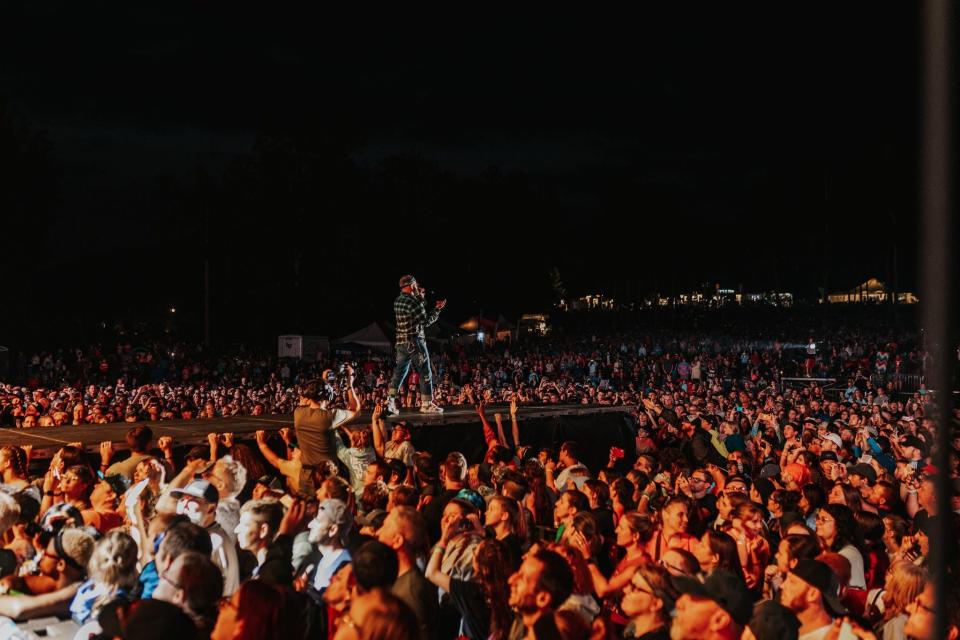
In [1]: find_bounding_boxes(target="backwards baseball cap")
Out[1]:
[820,432,842,448]
[747,600,800,640]
[759,463,781,480]
[672,570,755,626]
[901,435,925,451]
[453,489,486,514]
[398,274,417,288]
[789,559,847,615]
[255,475,283,494]
[848,463,877,484]
[55,527,96,573]
[170,479,219,504]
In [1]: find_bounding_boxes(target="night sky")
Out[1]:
[0,4,938,347]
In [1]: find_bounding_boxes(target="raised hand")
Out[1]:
[279,427,292,442]
[278,499,308,537]
[220,433,234,448]
[158,436,174,452]
[510,397,518,417]
[207,433,218,449]
[100,441,114,466]
[255,430,267,445]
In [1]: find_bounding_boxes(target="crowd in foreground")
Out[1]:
[0,354,955,640]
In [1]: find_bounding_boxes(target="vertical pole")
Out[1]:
[921,0,953,637]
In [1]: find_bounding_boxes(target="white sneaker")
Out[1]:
[386,397,399,416]
[419,402,444,414]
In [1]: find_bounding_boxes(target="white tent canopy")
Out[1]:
[335,322,392,352]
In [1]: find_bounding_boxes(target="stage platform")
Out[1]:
[1,404,633,459]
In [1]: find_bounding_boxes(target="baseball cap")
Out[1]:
[759,463,781,480]
[848,463,877,484]
[747,600,800,640]
[255,475,283,493]
[170,479,219,504]
[454,489,486,514]
[55,527,96,572]
[820,433,842,448]
[672,570,755,626]
[819,451,839,463]
[901,435,925,451]
[398,274,417,288]
[789,559,847,615]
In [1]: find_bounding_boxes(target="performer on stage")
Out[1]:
[386,275,446,415]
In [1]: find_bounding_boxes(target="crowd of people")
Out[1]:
[0,322,932,429]
[0,341,954,639]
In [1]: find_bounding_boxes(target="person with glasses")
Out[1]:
[816,504,867,590]
[152,550,223,637]
[0,527,95,620]
[903,581,960,640]
[620,563,678,640]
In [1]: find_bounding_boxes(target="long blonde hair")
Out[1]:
[882,560,928,621]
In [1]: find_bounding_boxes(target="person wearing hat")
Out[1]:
[742,600,801,640]
[819,432,843,458]
[847,462,877,506]
[778,558,846,639]
[670,569,755,640]
[170,479,240,596]
[385,274,447,416]
[251,473,285,501]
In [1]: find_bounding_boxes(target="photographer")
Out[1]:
[293,364,360,496]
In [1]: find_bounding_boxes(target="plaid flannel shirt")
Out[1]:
[394,292,440,345]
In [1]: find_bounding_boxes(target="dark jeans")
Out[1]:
[388,337,434,402]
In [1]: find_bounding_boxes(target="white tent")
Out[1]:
[335,323,392,352]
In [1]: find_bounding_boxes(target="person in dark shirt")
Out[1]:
[422,453,467,544]
[484,495,524,571]
[377,507,439,640]
[426,530,512,640]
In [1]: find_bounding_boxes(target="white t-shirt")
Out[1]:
[838,543,866,590]
[385,440,415,467]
